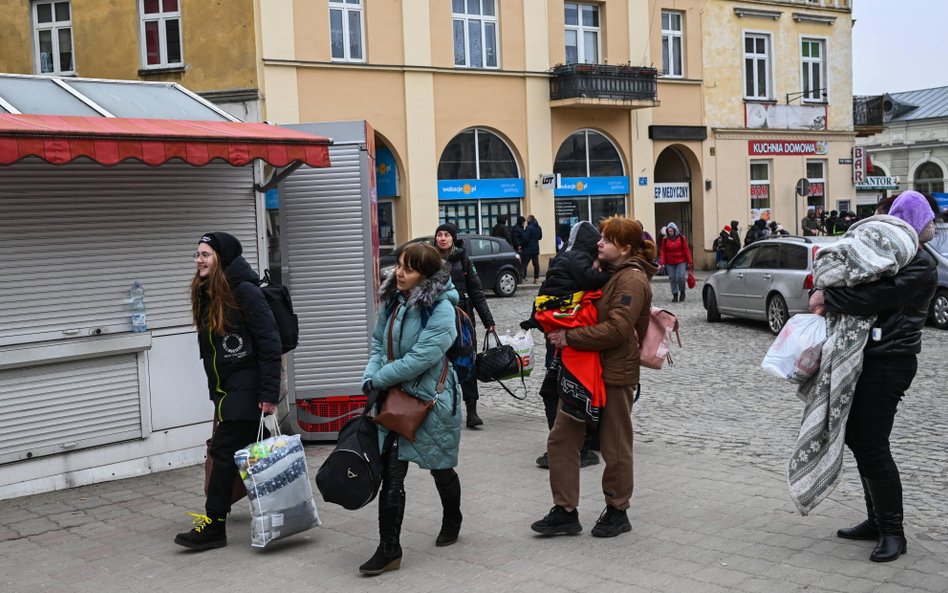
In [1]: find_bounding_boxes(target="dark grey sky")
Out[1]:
[853,0,948,95]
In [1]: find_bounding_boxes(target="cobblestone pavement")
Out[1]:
[477,272,948,546]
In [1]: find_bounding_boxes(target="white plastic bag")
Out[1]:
[499,329,535,378]
[234,415,320,548]
[761,314,826,383]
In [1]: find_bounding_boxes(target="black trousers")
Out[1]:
[845,355,917,482]
[463,329,481,403]
[206,419,262,518]
[523,254,540,280]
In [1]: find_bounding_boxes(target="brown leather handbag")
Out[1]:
[372,304,441,441]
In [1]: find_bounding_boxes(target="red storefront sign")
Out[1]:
[750,184,769,199]
[748,140,828,156]
[808,182,825,197]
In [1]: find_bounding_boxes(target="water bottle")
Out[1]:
[130,280,147,332]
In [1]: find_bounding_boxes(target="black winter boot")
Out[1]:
[837,476,879,541]
[865,477,907,562]
[465,400,483,428]
[173,512,227,551]
[360,496,404,575]
[432,469,462,546]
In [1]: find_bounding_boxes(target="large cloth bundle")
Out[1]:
[235,416,320,548]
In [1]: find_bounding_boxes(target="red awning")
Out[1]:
[0,113,331,168]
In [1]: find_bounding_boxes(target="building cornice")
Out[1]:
[712,128,856,141]
[262,58,553,79]
[733,7,782,20]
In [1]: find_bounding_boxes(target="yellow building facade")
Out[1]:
[703,0,855,251]
[0,0,259,120]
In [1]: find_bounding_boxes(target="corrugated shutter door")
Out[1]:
[283,144,373,395]
[0,354,142,464]
[0,157,258,346]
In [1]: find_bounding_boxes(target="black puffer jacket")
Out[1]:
[540,221,610,297]
[823,249,937,356]
[197,256,282,421]
[445,243,494,328]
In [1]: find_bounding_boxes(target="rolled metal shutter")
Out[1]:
[0,157,258,461]
[282,142,375,396]
[0,158,258,346]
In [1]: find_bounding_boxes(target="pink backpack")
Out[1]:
[640,307,681,370]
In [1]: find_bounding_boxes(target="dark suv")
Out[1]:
[379,234,521,297]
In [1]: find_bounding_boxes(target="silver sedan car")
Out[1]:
[703,236,836,334]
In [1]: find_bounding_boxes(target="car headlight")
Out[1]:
[380,265,395,279]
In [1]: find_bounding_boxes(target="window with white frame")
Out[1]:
[452,0,498,69]
[750,160,771,209]
[33,1,74,75]
[806,159,826,207]
[743,33,771,100]
[329,0,364,62]
[564,3,600,64]
[141,0,182,68]
[801,38,827,102]
[661,10,683,77]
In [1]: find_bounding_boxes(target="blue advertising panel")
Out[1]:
[265,188,279,210]
[933,192,948,212]
[438,178,525,200]
[376,146,398,197]
[555,176,630,197]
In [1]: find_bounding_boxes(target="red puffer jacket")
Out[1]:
[660,234,692,266]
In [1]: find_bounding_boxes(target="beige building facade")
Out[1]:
[703,0,855,252]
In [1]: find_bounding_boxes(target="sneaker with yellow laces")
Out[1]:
[174,512,227,551]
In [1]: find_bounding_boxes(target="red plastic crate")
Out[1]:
[297,395,367,433]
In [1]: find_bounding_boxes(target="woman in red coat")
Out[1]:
[659,222,692,302]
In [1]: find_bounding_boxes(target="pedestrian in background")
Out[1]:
[434,222,495,428]
[490,213,513,247]
[175,232,281,551]
[512,215,527,279]
[802,205,821,236]
[533,216,657,538]
[658,222,692,302]
[728,220,742,250]
[744,218,768,245]
[523,214,543,283]
[360,243,463,575]
[805,191,936,563]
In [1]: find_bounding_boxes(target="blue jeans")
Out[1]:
[666,262,687,296]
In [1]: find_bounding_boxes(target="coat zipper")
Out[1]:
[208,314,227,422]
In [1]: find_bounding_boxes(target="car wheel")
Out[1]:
[494,270,518,297]
[767,294,789,335]
[930,289,948,329]
[705,287,721,322]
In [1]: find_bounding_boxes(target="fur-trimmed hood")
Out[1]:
[379,262,459,309]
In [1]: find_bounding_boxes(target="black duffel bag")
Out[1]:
[316,391,388,510]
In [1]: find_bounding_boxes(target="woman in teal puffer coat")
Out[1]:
[359,243,463,576]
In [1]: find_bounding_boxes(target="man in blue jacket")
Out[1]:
[522,215,543,283]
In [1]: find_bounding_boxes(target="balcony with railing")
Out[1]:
[853,95,885,137]
[549,64,659,110]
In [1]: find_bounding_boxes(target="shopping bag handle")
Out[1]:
[257,411,282,442]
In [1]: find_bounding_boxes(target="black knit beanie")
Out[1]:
[199,232,242,269]
[435,222,459,244]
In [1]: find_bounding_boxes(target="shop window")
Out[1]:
[329,0,364,62]
[439,128,518,180]
[801,38,827,102]
[440,201,480,235]
[452,0,498,69]
[806,159,826,208]
[750,160,771,210]
[743,32,771,100]
[914,161,945,194]
[33,1,74,75]
[565,3,600,64]
[480,200,521,236]
[661,10,683,78]
[554,129,624,177]
[141,0,183,68]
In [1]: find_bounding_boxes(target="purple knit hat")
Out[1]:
[889,191,934,235]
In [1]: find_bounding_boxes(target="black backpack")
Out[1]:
[258,270,299,353]
[315,392,390,510]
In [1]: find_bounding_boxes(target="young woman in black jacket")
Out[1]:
[174,232,282,551]
[434,223,495,427]
[808,192,937,562]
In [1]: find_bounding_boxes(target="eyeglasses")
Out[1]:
[192,251,215,262]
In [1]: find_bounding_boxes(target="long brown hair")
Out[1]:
[190,262,238,335]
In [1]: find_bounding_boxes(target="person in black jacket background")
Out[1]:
[490,213,514,247]
[522,215,543,283]
[512,215,526,279]
[808,191,937,562]
[175,232,281,551]
[435,223,495,428]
